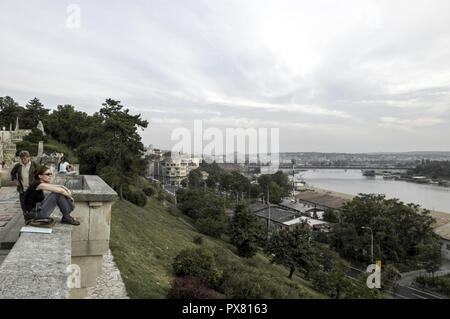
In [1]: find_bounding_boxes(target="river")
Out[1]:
[286,169,450,214]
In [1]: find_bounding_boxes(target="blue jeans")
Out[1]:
[28,193,75,220]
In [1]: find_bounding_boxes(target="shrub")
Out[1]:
[172,248,223,289]
[157,189,166,201]
[167,276,218,299]
[193,235,203,245]
[124,188,147,207]
[143,187,155,197]
[23,128,48,143]
[195,217,227,238]
[220,267,299,299]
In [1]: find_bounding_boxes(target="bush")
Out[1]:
[167,276,218,299]
[172,248,223,289]
[193,235,203,245]
[124,188,147,207]
[220,267,299,299]
[143,187,155,197]
[23,128,48,143]
[195,217,227,238]
[157,189,166,202]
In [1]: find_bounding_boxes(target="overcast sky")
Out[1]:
[1,0,450,153]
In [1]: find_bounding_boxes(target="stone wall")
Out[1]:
[0,174,118,299]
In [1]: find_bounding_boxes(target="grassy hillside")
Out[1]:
[110,197,325,299]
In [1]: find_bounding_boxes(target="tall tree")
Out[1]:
[77,99,148,198]
[0,96,24,129]
[265,224,316,279]
[23,97,49,128]
[229,204,266,258]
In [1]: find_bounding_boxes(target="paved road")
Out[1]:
[347,266,445,299]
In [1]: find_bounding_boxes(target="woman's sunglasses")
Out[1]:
[42,173,53,176]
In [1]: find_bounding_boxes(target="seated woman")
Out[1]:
[58,156,69,174]
[23,165,80,225]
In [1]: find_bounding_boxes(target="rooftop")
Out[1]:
[254,207,300,224]
[295,191,350,209]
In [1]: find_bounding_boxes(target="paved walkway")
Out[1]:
[0,187,20,227]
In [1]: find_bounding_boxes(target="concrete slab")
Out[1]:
[0,221,72,298]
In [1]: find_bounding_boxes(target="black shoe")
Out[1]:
[61,216,80,226]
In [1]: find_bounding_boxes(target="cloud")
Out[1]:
[1,0,450,151]
[379,116,445,131]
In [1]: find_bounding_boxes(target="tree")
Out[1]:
[331,194,437,266]
[310,260,352,299]
[0,96,24,129]
[187,169,205,188]
[416,238,442,281]
[257,174,285,204]
[265,225,316,279]
[271,170,291,193]
[229,204,266,258]
[323,208,339,223]
[45,104,93,148]
[77,99,148,198]
[22,97,49,128]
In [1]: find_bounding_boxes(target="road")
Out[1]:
[347,267,444,299]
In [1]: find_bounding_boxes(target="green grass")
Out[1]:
[110,197,325,299]
[16,136,78,162]
[45,137,78,162]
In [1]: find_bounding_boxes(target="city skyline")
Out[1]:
[1,0,450,153]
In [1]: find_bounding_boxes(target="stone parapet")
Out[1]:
[0,219,73,299]
[0,175,118,299]
[54,175,118,298]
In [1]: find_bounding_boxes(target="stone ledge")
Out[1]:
[0,220,72,299]
[55,175,118,202]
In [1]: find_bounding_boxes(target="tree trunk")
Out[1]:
[288,267,295,279]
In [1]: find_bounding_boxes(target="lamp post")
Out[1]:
[361,226,374,264]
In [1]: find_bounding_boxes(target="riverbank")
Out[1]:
[301,185,450,228]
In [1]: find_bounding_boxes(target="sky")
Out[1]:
[1,0,450,153]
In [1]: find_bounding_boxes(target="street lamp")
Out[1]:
[361,226,374,264]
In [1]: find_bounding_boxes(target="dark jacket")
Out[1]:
[10,160,38,193]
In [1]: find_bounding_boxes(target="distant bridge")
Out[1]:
[276,165,412,170]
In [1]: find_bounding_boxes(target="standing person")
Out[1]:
[23,165,80,225]
[10,150,38,212]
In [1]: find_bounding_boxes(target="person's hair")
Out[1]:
[34,165,50,181]
[19,150,30,158]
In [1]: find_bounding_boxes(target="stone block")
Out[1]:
[71,255,103,288]
[71,202,90,242]
[70,287,88,299]
[88,202,112,241]
[72,240,109,257]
